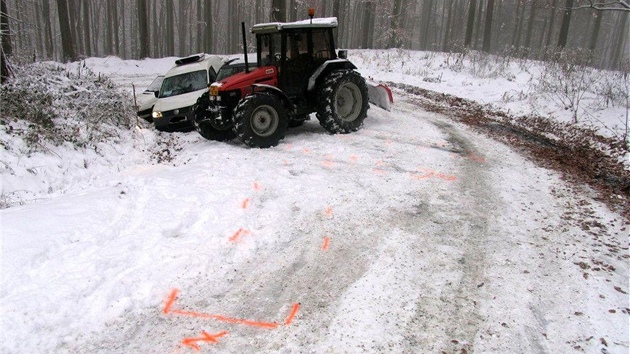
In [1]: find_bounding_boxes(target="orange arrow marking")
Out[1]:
[181,330,228,351]
[163,289,300,329]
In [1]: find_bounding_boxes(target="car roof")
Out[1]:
[251,17,338,34]
[164,54,223,78]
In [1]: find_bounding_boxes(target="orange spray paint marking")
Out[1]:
[253,181,262,191]
[469,153,486,163]
[325,206,333,217]
[229,228,251,243]
[372,168,387,175]
[241,198,251,209]
[322,160,334,168]
[321,236,331,251]
[284,303,300,325]
[410,168,457,182]
[302,148,311,154]
[164,289,300,330]
[349,155,359,163]
[163,288,179,314]
[172,310,280,329]
[182,331,228,351]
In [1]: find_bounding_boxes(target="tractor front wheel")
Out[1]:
[316,70,369,134]
[233,93,288,148]
[193,92,237,141]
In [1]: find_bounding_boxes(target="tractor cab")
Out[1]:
[253,17,341,99]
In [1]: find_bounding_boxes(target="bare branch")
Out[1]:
[572,0,630,11]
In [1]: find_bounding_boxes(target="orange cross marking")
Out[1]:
[181,330,228,351]
[241,198,250,209]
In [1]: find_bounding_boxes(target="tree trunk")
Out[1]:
[464,0,477,48]
[196,0,202,53]
[166,0,174,56]
[557,0,574,48]
[524,0,538,56]
[332,0,340,46]
[443,0,454,51]
[389,0,405,48]
[361,2,374,49]
[1,0,12,57]
[482,0,495,52]
[610,12,628,69]
[57,0,77,62]
[420,0,434,50]
[204,0,213,53]
[137,0,149,58]
[588,9,602,52]
[272,0,286,22]
[112,0,120,55]
[42,0,54,59]
[82,0,91,57]
[1,0,11,83]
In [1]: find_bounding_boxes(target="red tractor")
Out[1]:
[194,13,384,148]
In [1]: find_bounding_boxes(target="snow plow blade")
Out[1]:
[367,82,393,111]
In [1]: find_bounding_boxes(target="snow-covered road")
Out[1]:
[3,92,627,353]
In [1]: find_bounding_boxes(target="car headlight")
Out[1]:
[152,111,163,119]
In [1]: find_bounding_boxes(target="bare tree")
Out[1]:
[137,0,149,58]
[464,0,477,48]
[1,0,11,56]
[272,0,286,22]
[82,0,91,57]
[1,0,12,83]
[56,0,77,62]
[482,0,495,52]
[558,0,575,48]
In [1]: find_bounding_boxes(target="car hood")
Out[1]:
[137,93,158,111]
[153,89,206,112]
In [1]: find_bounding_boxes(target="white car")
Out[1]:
[136,75,164,122]
[152,54,223,132]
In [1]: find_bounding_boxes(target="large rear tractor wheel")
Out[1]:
[316,70,369,134]
[233,93,288,148]
[193,92,236,141]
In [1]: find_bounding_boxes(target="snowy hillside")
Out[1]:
[1,50,628,353]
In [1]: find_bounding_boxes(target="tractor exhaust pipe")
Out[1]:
[242,22,249,73]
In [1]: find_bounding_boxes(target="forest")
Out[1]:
[0,0,628,72]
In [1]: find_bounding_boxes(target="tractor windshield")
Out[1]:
[259,33,281,66]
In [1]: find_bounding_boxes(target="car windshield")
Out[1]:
[159,70,207,98]
[145,76,164,92]
[216,64,247,81]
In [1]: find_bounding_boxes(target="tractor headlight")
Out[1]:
[152,111,163,119]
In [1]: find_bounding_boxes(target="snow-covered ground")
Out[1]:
[1,51,628,353]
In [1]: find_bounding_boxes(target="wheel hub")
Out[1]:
[251,105,279,137]
[335,82,362,122]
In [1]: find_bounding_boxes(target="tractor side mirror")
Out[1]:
[338,50,347,59]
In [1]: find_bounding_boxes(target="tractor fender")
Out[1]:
[251,83,292,108]
[307,59,358,91]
